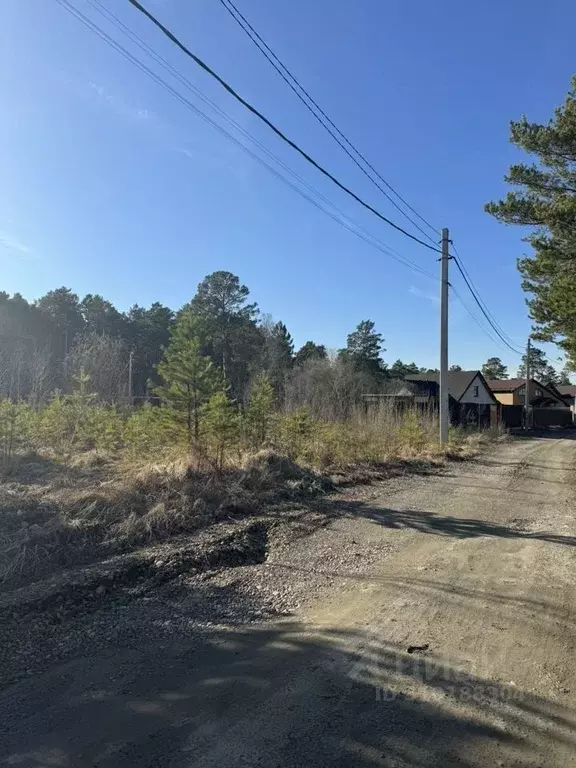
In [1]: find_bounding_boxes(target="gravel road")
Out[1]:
[2,432,576,767]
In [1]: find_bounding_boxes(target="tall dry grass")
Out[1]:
[0,396,503,590]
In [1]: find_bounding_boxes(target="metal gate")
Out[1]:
[532,407,574,428]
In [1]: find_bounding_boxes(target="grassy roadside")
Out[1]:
[0,404,506,592]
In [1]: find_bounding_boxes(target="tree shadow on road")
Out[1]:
[321,497,576,547]
[1,616,575,768]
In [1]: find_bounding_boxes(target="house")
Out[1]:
[557,385,576,415]
[486,378,567,408]
[403,370,498,427]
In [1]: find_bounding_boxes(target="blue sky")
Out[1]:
[0,0,574,374]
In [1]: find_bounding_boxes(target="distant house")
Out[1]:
[363,370,497,426]
[404,370,498,427]
[557,385,576,414]
[486,378,567,408]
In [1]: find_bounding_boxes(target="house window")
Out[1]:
[518,387,526,396]
[473,386,479,398]
[535,388,542,397]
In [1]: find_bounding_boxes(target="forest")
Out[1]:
[0,270,427,408]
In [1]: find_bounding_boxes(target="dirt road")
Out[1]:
[2,433,576,767]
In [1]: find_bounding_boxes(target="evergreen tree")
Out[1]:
[245,374,275,448]
[482,357,508,380]
[449,364,462,372]
[203,389,240,469]
[389,360,421,379]
[558,367,572,386]
[517,345,558,383]
[126,302,174,397]
[155,313,219,443]
[188,271,261,400]
[339,320,385,377]
[36,287,85,354]
[80,294,127,338]
[263,321,293,401]
[486,75,576,366]
[294,341,327,367]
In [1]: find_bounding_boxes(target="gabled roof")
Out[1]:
[558,385,576,398]
[485,378,525,392]
[405,370,494,403]
[487,377,567,403]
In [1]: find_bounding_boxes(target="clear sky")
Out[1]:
[1,0,574,374]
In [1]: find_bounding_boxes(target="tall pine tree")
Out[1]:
[487,75,576,366]
[482,357,508,380]
[155,312,219,442]
[188,271,262,400]
[339,320,385,378]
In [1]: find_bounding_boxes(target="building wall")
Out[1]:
[491,382,567,407]
[459,376,496,405]
[491,391,516,406]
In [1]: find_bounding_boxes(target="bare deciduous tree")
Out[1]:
[65,333,129,403]
[285,358,380,420]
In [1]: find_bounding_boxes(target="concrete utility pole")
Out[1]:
[128,349,134,406]
[524,337,531,430]
[439,227,450,444]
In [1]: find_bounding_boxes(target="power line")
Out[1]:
[451,241,519,349]
[450,284,521,357]
[217,0,438,245]
[57,0,524,360]
[54,0,438,281]
[125,0,442,254]
[452,256,523,355]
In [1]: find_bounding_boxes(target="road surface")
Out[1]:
[2,433,576,767]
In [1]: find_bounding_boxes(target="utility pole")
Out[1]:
[439,227,450,444]
[524,337,531,430]
[128,349,134,406]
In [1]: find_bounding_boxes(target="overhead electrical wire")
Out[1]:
[449,285,521,357]
[55,0,438,281]
[124,0,443,254]
[56,0,525,359]
[217,0,439,245]
[451,241,520,350]
[451,257,523,355]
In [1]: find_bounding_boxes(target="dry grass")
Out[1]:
[0,406,505,592]
[0,447,329,590]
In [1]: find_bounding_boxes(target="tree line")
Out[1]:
[0,272,423,411]
[0,271,569,422]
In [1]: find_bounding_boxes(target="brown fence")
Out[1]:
[500,405,573,429]
[500,405,523,429]
[532,407,574,429]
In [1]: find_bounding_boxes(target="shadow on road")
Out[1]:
[1,617,575,767]
[322,498,576,547]
[511,429,576,441]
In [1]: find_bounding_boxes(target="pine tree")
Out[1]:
[80,294,127,338]
[245,374,275,448]
[155,312,219,443]
[482,357,508,380]
[339,320,385,377]
[486,75,576,366]
[389,360,421,379]
[126,302,174,397]
[558,367,572,386]
[203,390,240,469]
[294,341,327,367]
[263,321,294,402]
[187,271,262,401]
[517,345,558,383]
